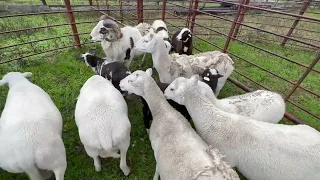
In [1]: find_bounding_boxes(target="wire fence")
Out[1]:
[0,0,319,127]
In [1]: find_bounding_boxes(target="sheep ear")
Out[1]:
[146,68,153,76]
[190,74,199,85]
[0,80,7,86]
[218,74,223,78]
[22,72,32,78]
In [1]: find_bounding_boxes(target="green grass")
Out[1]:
[0,5,319,180]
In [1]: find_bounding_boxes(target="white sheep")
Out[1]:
[151,20,169,40]
[90,15,145,68]
[166,76,285,123]
[164,75,320,180]
[0,72,67,180]
[74,75,131,176]
[134,30,234,96]
[140,20,171,65]
[119,69,239,180]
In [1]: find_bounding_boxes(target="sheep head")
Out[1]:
[80,52,100,68]
[176,28,192,42]
[201,68,223,96]
[0,72,32,87]
[164,75,209,105]
[119,68,153,96]
[90,15,122,42]
[135,30,167,53]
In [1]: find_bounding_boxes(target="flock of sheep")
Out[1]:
[1,14,320,180]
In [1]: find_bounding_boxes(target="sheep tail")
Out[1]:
[98,130,113,152]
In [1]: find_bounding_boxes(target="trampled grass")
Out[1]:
[0,5,319,180]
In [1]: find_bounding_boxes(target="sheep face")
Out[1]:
[119,68,153,96]
[176,28,191,41]
[80,52,99,68]
[135,31,169,53]
[0,72,32,86]
[90,18,121,42]
[164,75,199,105]
[201,69,223,93]
[135,31,157,53]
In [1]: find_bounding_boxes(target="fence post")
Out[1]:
[88,0,92,6]
[284,52,320,101]
[162,0,167,21]
[281,0,311,47]
[106,0,110,16]
[186,0,194,27]
[64,0,81,48]
[223,0,245,53]
[137,0,143,23]
[120,1,124,23]
[189,0,199,32]
[232,0,250,39]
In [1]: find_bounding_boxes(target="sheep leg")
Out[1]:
[84,145,101,172]
[153,164,159,180]
[118,139,131,176]
[25,167,43,180]
[53,166,66,180]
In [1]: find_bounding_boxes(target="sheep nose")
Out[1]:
[89,35,92,39]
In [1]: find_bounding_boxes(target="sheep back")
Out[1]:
[75,75,130,151]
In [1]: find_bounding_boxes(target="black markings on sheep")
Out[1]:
[124,48,131,61]
[201,68,223,94]
[129,37,134,48]
[155,26,168,33]
[80,52,131,95]
[171,28,193,55]
[141,82,191,131]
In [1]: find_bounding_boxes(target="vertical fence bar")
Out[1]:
[232,0,250,39]
[120,1,124,23]
[140,0,143,23]
[284,52,320,101]
[223,0,244,53]
[189,0,199,32]
[162,0,167,21]
[88,0,92,6]
[281,0,311,46]
[137,0,143,23]
[186,0,194,27]
[106,0,110,16]
[64,0,81,48]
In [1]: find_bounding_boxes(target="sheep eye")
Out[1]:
[136,74,139,77]
[143,40,149,43]
[207,73,210,76]
[170,88,174,91]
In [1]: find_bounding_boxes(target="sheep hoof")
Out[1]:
[95,166,101,172]
[121,166,131,176]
